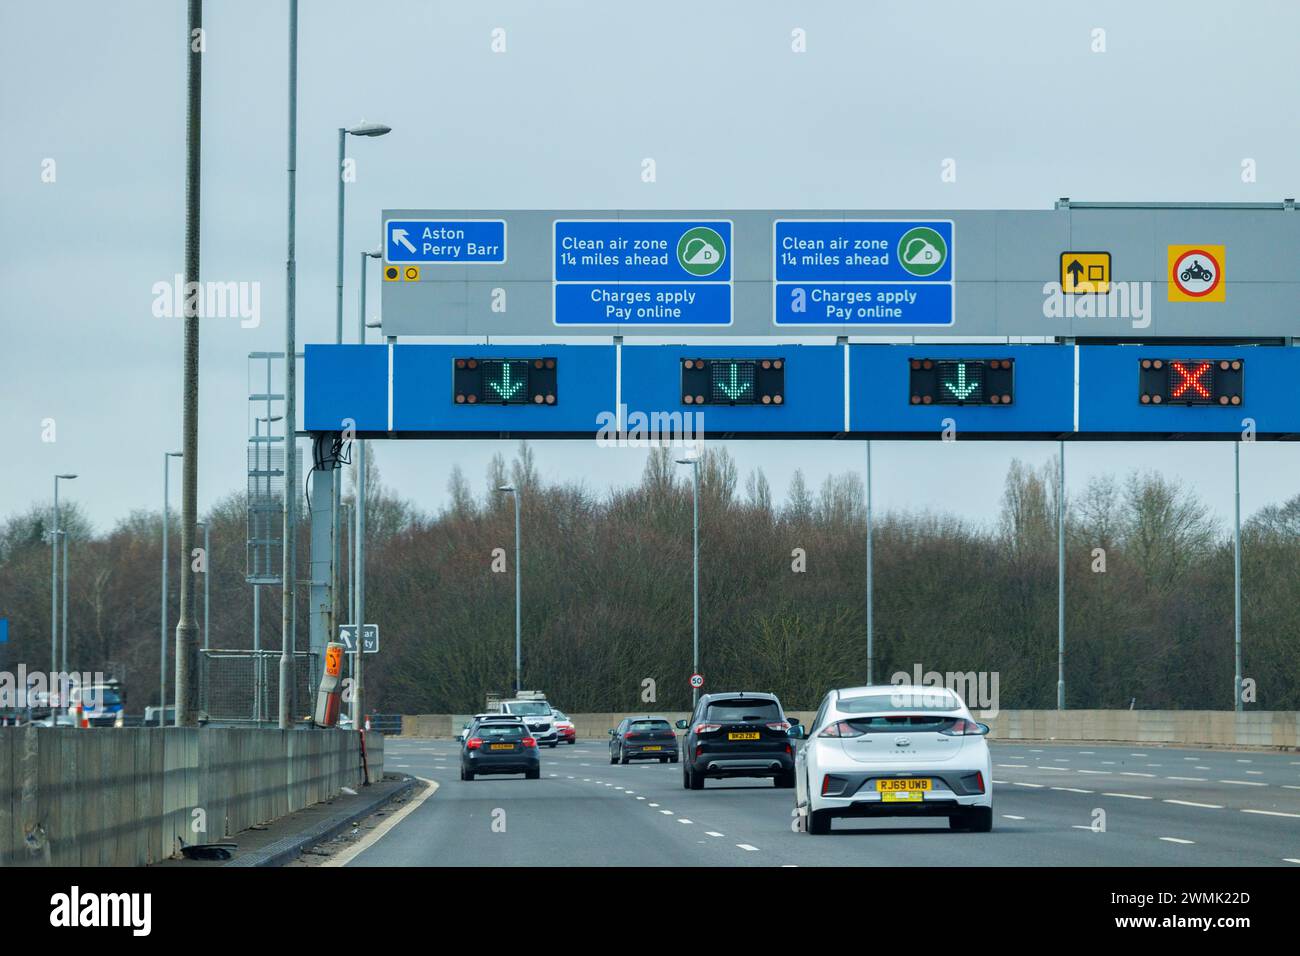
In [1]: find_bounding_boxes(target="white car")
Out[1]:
[792,685,993,835]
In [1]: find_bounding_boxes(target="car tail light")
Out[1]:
[973,771,985,793]
[694,723,721,734]
[625,733,639,740]
[821,774,848,796]
[941,719,981,736]
[466,737,483,750]
[766,721,791,732]
[818,720,865,738]
[522,737,537,748]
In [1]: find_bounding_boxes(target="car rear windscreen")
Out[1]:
[477,724,526,738]
[703,700,781,722]
[629,720,672,732]
[841,715,963,733]
[838,691,961,714]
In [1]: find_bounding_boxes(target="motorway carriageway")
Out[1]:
[349,740,1300,867]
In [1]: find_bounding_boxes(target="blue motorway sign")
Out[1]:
[553,219,732,326]
[384,219,506,264]
[773,219,954,327]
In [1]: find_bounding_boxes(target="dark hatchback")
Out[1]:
[678,692,799,789]
[609,716,679,764]
[461,720,541,780]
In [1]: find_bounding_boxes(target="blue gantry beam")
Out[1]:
[304,343,1300,440]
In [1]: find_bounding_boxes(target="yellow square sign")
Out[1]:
[382,265,401,282]
[1167,245,1224,302]
[1060,252,1110,294]
[402,265,421,282]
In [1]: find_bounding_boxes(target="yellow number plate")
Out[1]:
[643,745,662,751]
[728,732,760,741]
[876,778,931,792]
[489,743,514,750]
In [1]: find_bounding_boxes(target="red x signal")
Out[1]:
[1170,361,1212,400]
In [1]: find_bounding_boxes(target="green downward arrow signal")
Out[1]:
[489,362,524,399]
[944,363,979,400]
[716,362,749,400]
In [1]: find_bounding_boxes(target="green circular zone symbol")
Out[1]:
[897,227,947,277]
[677,227,726,277]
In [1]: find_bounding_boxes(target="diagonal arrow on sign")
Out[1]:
[392,228,416,253]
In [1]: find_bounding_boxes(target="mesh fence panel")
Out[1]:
[200,650,316,725]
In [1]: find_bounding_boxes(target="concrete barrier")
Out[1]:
[0,727,383,867]
[396,710,1300,750]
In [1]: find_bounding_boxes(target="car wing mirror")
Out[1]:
[675,719,689,730]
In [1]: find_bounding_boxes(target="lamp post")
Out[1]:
[351,250,382,726]
[196,521,210,651]
[331,124,390,695]
[60,530,69,677]
[675,456,701,707]
[51,473,77,693]
[495,486,522,694]
[161,451,182,726]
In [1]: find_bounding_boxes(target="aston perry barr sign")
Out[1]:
[384,219,506,264]
[379,203,1300,338]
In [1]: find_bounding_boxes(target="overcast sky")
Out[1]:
[3,0,1298,534]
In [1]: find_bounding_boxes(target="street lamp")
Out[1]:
[161,451,182,726]
[496,485,521,694]
[59,530,69,681]
[51,473,77,694]
[351,248,383,726]
[196,521,210,651]
[675,457,701,706]
[333,125,391,689]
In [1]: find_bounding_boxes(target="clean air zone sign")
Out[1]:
[1168,244,1225,302]
[773,219,955,327]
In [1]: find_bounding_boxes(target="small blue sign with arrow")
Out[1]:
[384,219,506,265]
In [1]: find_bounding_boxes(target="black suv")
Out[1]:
[677,692,799,789]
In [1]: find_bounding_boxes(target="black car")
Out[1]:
[609,716,679,764]
[461,718,541,780]
[677,692,799,789]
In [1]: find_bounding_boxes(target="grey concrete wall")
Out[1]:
[0,727,381,867]
[399,710,1300,750]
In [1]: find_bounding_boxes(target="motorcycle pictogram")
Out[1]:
[1180,259,1214,284]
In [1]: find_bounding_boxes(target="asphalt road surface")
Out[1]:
[352,739,1300,867]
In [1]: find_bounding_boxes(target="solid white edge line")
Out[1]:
[843,340,850,432]
[324,777,438,868]
[1073,343,1079,432]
